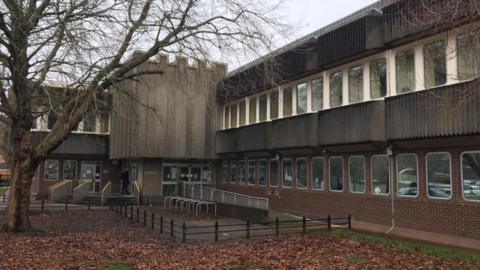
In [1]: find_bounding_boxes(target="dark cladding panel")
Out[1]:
[33,132,108,155]
[318,101,385,145]
[216,129,239,154]
[386,80,480,140]
[318,12,383,68]
[237,122,271,152]
[271,114,318,149]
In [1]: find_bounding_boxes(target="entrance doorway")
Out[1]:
[161,162,213,196]
[80,161,102,192]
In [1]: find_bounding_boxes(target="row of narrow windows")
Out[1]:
[224,30,480,129]
[32,111,110,133]
[221,151,480,202]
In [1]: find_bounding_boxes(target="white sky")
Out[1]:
[224,0,378,69]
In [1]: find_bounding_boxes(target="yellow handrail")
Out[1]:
[74,180,92,191]
[48,180,68,191]
[101,181,112,193]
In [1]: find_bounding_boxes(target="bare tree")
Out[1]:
[0,0,287,232]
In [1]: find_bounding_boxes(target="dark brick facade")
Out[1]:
[216,143,480,240]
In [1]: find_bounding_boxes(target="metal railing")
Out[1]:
[132,182,140,205]
[72,180,92,203]
[183,183,268,210]
[49,180,72,203]
[101,181,112,206]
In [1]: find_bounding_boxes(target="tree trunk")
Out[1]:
[2,128,36,232]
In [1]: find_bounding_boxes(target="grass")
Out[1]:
[104,264,132,270]
[333,229,480,263]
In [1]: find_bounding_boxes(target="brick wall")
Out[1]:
[216,146,480,240]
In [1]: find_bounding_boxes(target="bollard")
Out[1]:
[41,200,45,211]
[302,216,306,234]
[170,219,174,238]
[182,223,186,243]
[151,213,155,229]
[246,220,250,239]
[143,210,147,226]
[136,208,140,223]
[160,216,164,234]
[348,214,352,230]
[275,217,279,237]
[214,221,219,242]
[327,215,331,232]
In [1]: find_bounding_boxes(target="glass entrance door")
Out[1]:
[81,161,102,192]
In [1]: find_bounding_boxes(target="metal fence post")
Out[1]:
[214,221,219,242]
[348,214,352,230]
[302,216,306,234]
[160,216,164,234]
[170,219,174,238]
[151,213,155,229]
[2,194,5,202]
[136,208,140,223]
[41,200,45,211]
[327,215,331,232]
[275,217,279,237]
[246,220,250,239]
[182,223,186,243]
[88,199,91,210]
[143,210,147,226]
[65,199,68,211]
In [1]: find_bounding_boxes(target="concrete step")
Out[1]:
[107,196,137,206]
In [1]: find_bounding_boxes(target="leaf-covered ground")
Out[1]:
[0,210,478,270]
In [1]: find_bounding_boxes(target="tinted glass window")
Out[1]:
[283,88,293,117]
[372,155,390,195]
[283,159,293,187]
[311,79,323,111]
[270,91,279,120]
[397,154,418,197]
[259,95,267,122]
[462,152,480,201]
[230,103,238,128]
[63,160,76,179]
[296,83,307,114]
[424,40,446,88]
[312,158,324,190]
[249,98,256,124]
[248,160,256,185]
[370,58,387,99]
[44,159,59,180]
[458,31,480,81]
[329,157,344,191]
[222,161,230,183]
[349,156,365,193]
[396,50,415,93]
[427,153,451,199]
[238,160,246,184]
[296,158,307,188]
[239,101,246,126]
[330,72,343,107]
[349,65,364,104]
[258,160,267,186]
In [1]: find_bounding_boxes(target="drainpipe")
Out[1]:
[386,145,395,234]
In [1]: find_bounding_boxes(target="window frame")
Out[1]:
[269,159,279,187]
[348,155,366,194]
[329,71,343,108]
[311,78,324,112]
[369,57,387,99]
[295,158,308,189]
[247,159,257,186]
[282,158,293,189]
[296,83,308,115]
[395,49,416,94]
[396,153,419,198]
[257,159,267,186]
[62,159,77,180]
[221,160,230,183]
[44,159,60,181]
[423,39,447,89]
[425,152,452,200]
[457,30,480,81]
[329,156,344,192]
[348,65,364,104]
[460,150,480,202]
[370,154,391,196]
[238,160,246,185]
[311,157,325,191]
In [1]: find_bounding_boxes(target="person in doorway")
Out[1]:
[121,170,130,195]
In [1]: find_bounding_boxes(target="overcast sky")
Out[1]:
[225,0,378,69]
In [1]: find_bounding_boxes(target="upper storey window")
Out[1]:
[458,30,480,81]
[424,40,447,88]
[283,87,293,117]
[47,112,57,130]
[259,95,267,122]
[249,97,256,124]
[100,113,109,133]
[239,101,246,126]
[296,83,307,114]
[396,50,415,94]
[348,65,364,104]
[230,103,238,128]
[370,58,387,99]
[270,91,279,120]
[311,78,323,111]
[83,112,96,132]
[329,71,343,107]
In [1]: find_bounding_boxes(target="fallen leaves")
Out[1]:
[0,210,478,270]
